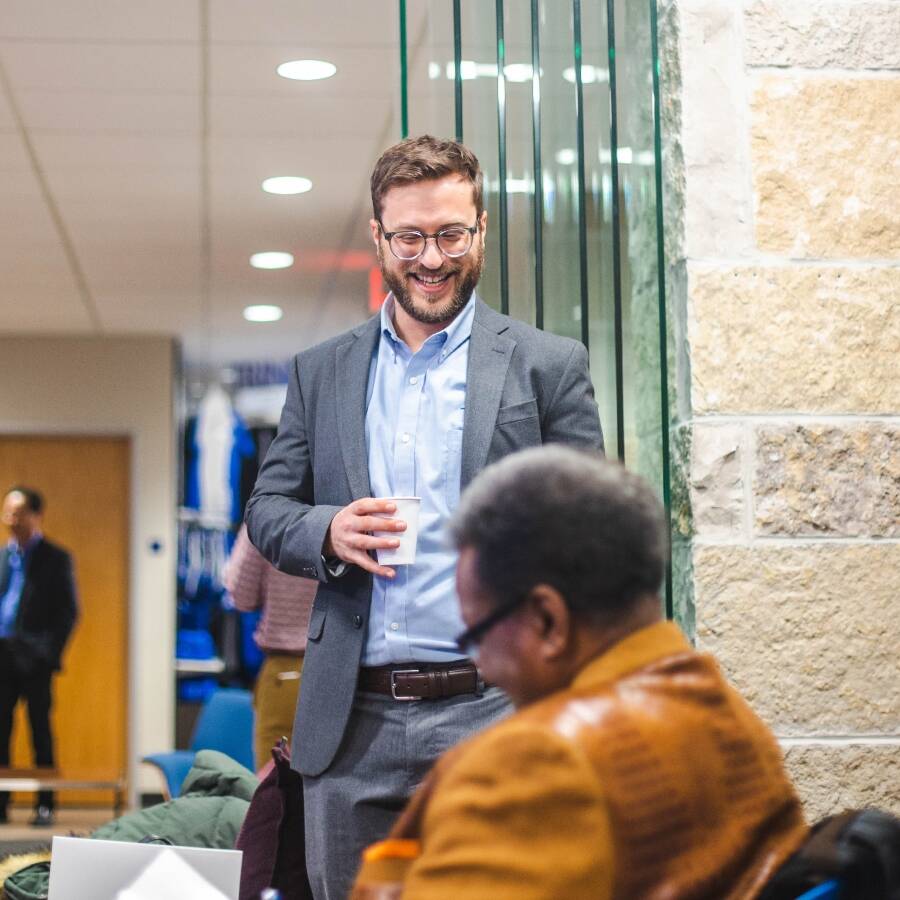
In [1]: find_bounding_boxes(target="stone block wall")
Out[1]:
[659,0,900,820]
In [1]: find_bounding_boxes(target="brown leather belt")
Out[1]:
[358,661,484,701]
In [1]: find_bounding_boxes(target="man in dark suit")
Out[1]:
[0,487,78,826]
[247,135,604,898]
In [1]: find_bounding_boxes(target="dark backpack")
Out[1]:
[760,808,900,900]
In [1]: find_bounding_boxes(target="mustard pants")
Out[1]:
[253,652,303,771]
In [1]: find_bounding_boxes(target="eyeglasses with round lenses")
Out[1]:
[379,222,479,261]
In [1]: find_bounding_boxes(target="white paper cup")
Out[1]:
[373,497,421,566]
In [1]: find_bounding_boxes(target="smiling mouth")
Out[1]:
[411,271,454,288]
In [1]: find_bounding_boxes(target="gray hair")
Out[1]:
[450,446,667,621]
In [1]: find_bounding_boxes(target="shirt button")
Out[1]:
[390,622,400,631]
[400,433,410,444]
[353,615,363,629]
[409,376,418,385]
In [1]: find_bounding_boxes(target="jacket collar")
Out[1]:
[571,621,693,693]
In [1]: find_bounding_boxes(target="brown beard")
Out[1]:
[379,241,485,326]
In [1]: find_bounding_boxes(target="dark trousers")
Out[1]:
[0,650,55,812]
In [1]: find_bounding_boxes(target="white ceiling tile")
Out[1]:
[209,0,395,47]
[0,132,31,171]
[31,132,198,170]
[42,167,198,201]
[0,87,15,130]
[92,288,202,332]
[1,42,199,94]
[0,285,95,331]
[210,93,390,139]
[18,90,200,135]
[0,1,199,42]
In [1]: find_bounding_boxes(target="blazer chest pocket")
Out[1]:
[307,602,327,642]
[496,398,539,426]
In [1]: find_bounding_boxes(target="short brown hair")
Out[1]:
[370,135,484,222]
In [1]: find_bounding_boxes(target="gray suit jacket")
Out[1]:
[246,298,603,775]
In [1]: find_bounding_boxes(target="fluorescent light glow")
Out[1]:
[445,60,481,80]
[250,251,294,270]
[599,147,640,165]
[503,63,533,82]
[243,304,284,323]
[555,148,577,165]
[438,61,536,82]
[488,177,535,194]
[505,178,533,194]
[276,59,336,81]
[262,176,313,195]
[562,65,609,84]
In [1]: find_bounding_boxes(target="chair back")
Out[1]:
[795,880,841,899]
[191,688,255,772]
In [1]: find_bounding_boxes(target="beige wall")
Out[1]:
[661,0,900,820]
[0,335,177,796]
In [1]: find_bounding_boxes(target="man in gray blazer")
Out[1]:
[246,135,603,899]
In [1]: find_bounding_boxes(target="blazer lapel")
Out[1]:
[335,315,381,500]
[461,300,515,488]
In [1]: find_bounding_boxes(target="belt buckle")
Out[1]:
[390,668,421,701]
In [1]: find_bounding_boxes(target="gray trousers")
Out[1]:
[303,685,511,900]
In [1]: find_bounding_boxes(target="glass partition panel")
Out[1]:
[398,0,672,615]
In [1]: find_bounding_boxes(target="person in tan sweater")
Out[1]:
[352,447,808,899]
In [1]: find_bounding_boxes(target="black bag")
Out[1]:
[760,808,900,900]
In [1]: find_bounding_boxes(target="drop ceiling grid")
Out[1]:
[0,0,402,359]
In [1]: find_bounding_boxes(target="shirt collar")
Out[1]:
[8,532,41,555]
[381,293,476,358]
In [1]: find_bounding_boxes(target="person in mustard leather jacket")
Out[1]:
[352,447,808,899]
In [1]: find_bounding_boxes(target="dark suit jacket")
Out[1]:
[0,537,78,674]
[246,298,604,776]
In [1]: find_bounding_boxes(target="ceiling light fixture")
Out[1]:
[250,251,294,270]
[243,305,284,323]
[262,176,313,195]
[276,59,337,81]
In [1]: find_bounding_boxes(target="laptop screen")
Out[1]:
[47,836,242,900]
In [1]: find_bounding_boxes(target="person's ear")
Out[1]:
[478,209,488,239]
[528,584,571,661]
[370,218,381,249]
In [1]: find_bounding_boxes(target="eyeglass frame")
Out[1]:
[454,592,530,658]
[377,220,480,261]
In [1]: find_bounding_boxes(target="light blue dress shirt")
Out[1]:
[362,294,475,665]
[0,536,38,638]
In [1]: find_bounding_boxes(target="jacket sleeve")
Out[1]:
[51,549,78,662]
[400,724,614,900]
[543,340,604,453]
[245,354,342,581]
[223,525,265,612]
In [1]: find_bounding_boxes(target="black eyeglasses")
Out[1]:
[378,221,479,261]
[455,594,529,657]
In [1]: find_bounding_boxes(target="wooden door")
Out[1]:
[0,436,129,806]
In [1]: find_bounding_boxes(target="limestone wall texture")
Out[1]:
[659,0,900,820]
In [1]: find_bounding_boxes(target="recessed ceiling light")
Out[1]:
[555,148,577,165]
[277,59,337,81]
[250,251,294,270]
[562,65,609,84]
[262,176,313,195]
[243,304,284,323]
